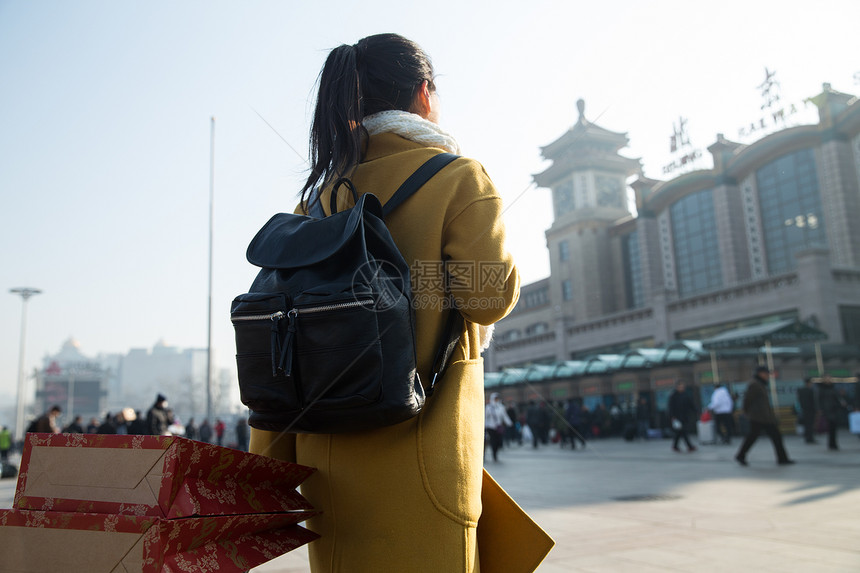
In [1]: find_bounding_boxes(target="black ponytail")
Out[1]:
[300,34,435,211]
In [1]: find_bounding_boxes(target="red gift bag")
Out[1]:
[5,433,319,572]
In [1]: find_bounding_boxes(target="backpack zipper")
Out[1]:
[232,300,372,378]
[231,299,373,322]
[294,299,373,315]
[231,310,286,323]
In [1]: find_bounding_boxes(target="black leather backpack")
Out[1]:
[231,153,461,433]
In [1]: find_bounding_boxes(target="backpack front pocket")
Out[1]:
[231,293,301,413]
[294,297,384,410]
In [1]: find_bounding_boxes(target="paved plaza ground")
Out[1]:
[1,430,858,572]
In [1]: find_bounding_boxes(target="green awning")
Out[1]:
[701,319,827,350]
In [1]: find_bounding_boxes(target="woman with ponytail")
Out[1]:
[250,34,525,572]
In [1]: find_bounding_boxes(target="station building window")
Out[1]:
[559,240,570,262]
[756,148,826,275]
[522,286,549,309]
[499,329,522,343]
[562,280,573,301]
[622,231,644,308]
[525,322,550,336]
[840,306,860,346]
[670,189,722,296]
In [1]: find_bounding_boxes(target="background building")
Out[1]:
[119,340,209,417]
[34,338,109,424]
[486,84,860,420]
[28,339,234,431]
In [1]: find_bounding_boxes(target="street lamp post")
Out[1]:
[206,116,215,424]
[10,287,41,441]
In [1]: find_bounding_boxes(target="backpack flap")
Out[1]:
[246,193,385,270]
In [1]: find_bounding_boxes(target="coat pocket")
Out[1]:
[418,357,484,525]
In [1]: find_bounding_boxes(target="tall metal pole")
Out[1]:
[709,350,720,385]
[10,287,41,441]
[814,342,824,377]
[206,117,215,423]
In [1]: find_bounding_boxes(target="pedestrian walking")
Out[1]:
[565,399,587,449]
[735,366,795,466]
[669,380,697,453]
[635,396,651,440]
[505,402,521,446]
[797,378,817,444]
[485,393,512,462]
[707,383,734,444]
[818,375,846,451]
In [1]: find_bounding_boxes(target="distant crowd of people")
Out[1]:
[3,392,250,457]
[485,370,860,464]
[485,395,644,461]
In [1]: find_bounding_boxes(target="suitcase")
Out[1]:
[697,420,716,444]
[850,411,860,434]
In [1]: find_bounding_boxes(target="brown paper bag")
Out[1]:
[477,469,555,573]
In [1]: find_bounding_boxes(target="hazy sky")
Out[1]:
[1,0,858,410]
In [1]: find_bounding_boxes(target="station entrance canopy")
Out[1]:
[702,319,828,405]
[700,319,828,350]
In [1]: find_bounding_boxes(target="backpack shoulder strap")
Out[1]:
[308,153,458,219]
[382,153,459,218]
[382,152,462,395]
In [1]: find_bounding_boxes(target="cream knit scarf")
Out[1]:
[362,110,461,155]
[362,110,495,352]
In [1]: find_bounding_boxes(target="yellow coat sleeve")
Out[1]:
[441,163,520,326]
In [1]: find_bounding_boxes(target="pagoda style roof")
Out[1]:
[539,99,631,159]
[533,99,640,188]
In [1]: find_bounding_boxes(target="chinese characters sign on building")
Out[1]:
[663,116,702,175]
[737,67,813,140]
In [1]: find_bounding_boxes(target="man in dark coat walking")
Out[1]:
[736,367,794,466]
[668,380,697,453]
[818,375,846,451]
[796,378,817,444]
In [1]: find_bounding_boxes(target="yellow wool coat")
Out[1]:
[250,132,521,572]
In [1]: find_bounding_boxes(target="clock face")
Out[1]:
[596,175,623,208]
[554,179,575,217]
